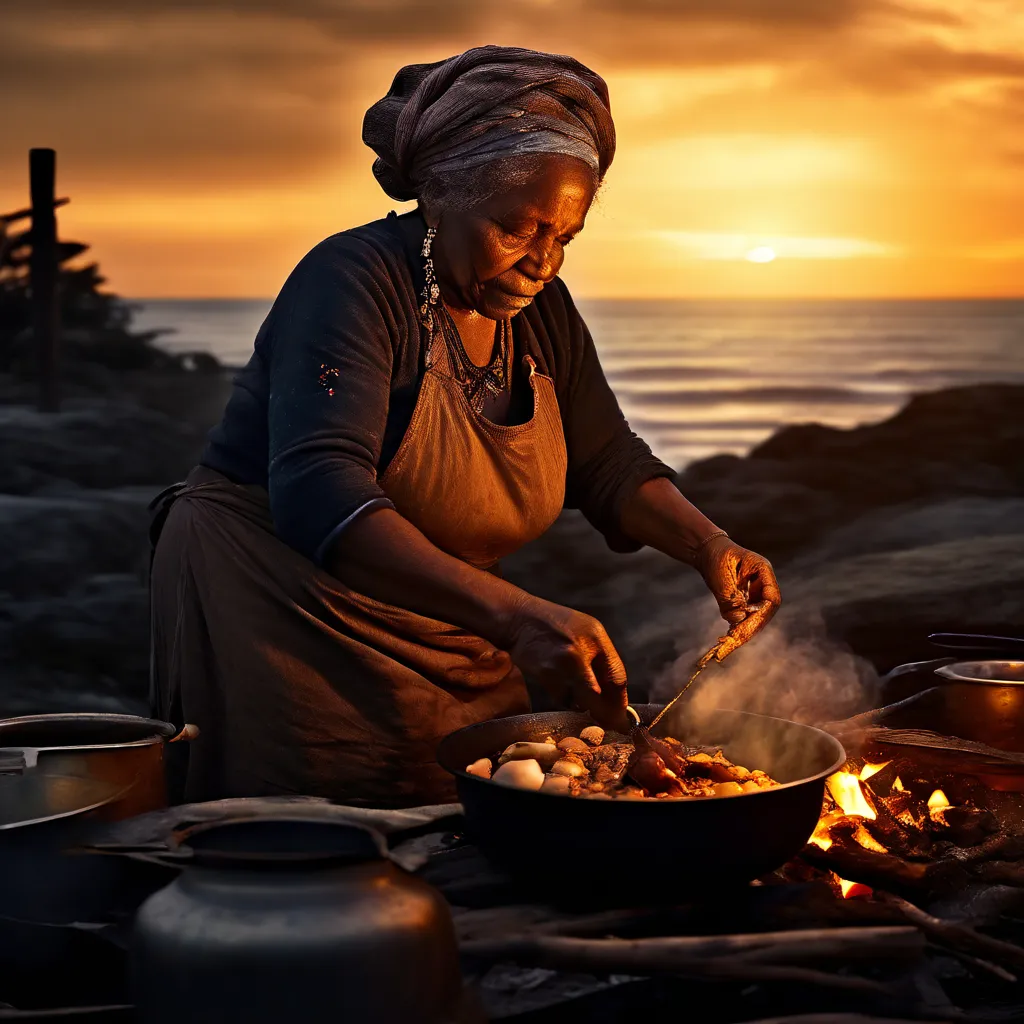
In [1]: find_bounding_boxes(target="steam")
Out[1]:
[650,602,880,731]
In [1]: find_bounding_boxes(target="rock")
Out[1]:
[0,400,203,493]
[0,488,153,595]
[675,383,1024,560]
[1,573,151,714]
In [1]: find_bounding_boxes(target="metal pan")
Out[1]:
[437,704,845,900]
[0,713,178,819]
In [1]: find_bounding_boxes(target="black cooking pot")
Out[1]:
[131,817,472,1024]
[437,704,845,899]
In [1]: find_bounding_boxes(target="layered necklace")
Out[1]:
[419,224,511,414]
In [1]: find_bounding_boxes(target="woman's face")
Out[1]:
[427,153,597,321]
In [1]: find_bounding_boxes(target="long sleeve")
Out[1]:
[265,234,403,562]
[547,281,676,551]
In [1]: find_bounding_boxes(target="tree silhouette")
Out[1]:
[0,208,219,374]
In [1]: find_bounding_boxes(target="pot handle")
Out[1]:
[169,723,200,743]
[0,747,39,774]
[929,632,1024,652]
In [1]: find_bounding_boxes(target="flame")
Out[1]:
[859,761,890,782]
[892,776,905,792]
[837,876,873,899]
[851,823,888,854]
[928,788,951,822]
[827,771,877,820]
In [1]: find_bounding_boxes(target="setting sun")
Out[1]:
[746,246,777,264]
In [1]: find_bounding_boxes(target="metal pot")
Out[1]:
[130,817,471,1024]
[0,714,179,819]
[0,770,132,931]
[930,659,1024,752]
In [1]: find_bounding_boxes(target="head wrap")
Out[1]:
[362,45,615,202]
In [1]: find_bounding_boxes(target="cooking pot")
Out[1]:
[130,817,473,1024]
[437,704,845,901]
[0,713,179,819]
[0,770,133,931]
[928,660,1024,753]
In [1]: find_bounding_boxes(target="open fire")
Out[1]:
[809,759,960,897]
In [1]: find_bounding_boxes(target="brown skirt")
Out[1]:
[149,467,529,808]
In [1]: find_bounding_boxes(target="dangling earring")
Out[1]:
[419,225,440,332]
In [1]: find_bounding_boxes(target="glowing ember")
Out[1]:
[928,788,952,821]
[859,761,890,782]
[837,876,873,899]
[827,771,877,820]
[851,823,888,854]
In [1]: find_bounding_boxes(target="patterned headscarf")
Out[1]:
[362,45,615,202]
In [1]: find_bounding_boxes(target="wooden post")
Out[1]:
[30,147,59,412]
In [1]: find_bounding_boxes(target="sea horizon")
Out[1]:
[130,295,1024,469]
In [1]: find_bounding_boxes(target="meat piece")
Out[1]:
[627,749,685,797]
[592,763,620,785]
[557,736,591,756]
[580,726,605,746]
[498,742,560,770]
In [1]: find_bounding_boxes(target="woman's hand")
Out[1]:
[696,535,782,661]
[502,594,630,732]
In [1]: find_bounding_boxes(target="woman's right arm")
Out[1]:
[323,508,629,729]
[266,235,628,728]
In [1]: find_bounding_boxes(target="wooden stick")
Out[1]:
[728,1016,954,1024]
[878,892,1024,975]
[29,148,59,413]
[931,943,1016,984]
[461,925,923,974]
[800,842,936,891]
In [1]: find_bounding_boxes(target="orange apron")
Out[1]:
[150,329,567,807]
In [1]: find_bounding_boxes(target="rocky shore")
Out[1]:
[1,373,1021,721]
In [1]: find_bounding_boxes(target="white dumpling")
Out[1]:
[492,759,545,790]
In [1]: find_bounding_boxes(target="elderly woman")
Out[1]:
[150,46,780,808]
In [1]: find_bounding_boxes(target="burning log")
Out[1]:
[800,841,953,893]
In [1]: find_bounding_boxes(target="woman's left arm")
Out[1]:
[619,476,782,655]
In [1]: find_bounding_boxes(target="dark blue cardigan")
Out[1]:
[202,209,673,563]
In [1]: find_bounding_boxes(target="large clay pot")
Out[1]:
[130,817,468,1024]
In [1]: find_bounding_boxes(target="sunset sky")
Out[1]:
[3,0,1023,299]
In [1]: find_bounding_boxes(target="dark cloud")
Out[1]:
[1,0,1019,190]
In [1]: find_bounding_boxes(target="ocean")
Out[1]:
[130,297,1024,469]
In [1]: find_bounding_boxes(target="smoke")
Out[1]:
[650,601,880,730]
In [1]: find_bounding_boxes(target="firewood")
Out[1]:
[801,842,940,892]
[460,925,924,975]
[878,892,1024,977]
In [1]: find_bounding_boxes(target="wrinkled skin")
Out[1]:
[420,153,595,359]
[696,535,781,662]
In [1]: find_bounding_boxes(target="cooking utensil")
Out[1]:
[929,632,1024,654]
[0,714,181,819]
[437,704,845,900]
[130,817,470,1024]
[0,771,136,930]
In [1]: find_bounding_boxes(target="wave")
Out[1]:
[615,385,895,408]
